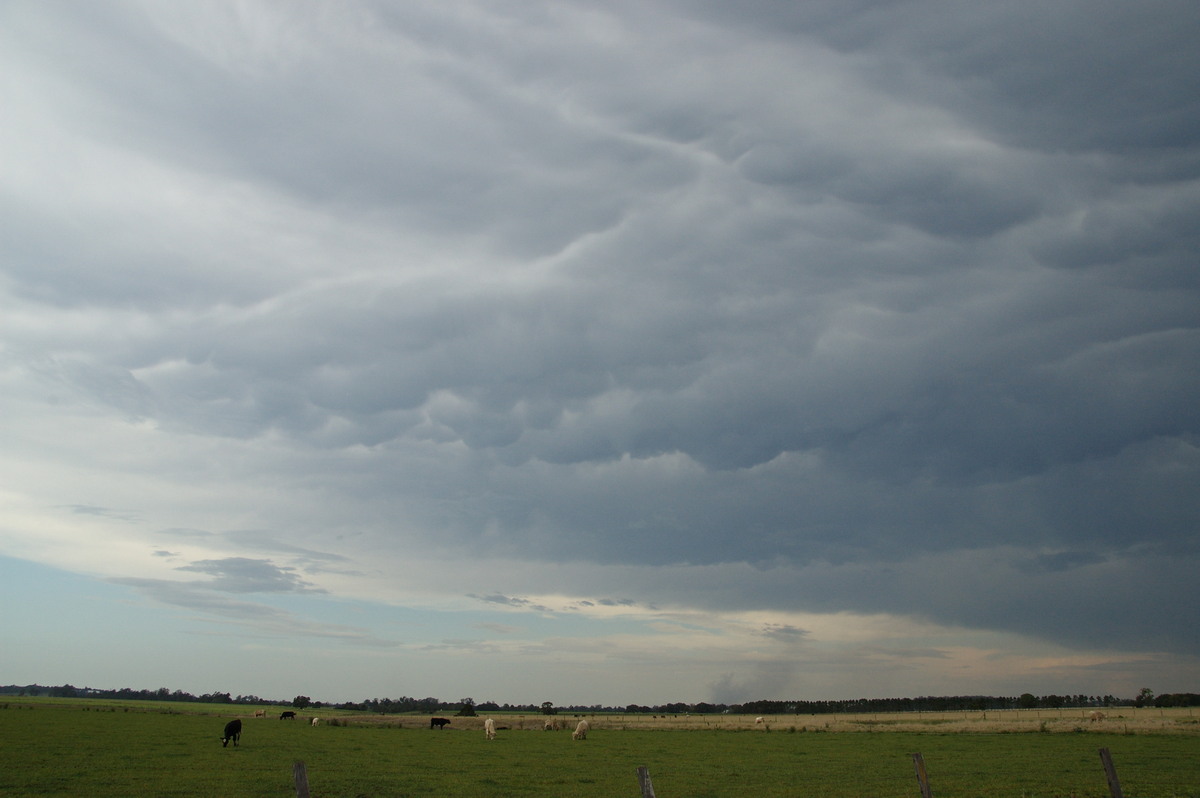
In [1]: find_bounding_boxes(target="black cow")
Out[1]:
[221,718,242,747]
[280,711,296,720]
[430,717,451,729]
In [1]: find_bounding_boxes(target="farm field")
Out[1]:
[1,700,1198,797]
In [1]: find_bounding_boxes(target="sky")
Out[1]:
[1,1,1198,708]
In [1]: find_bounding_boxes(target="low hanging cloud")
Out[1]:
[1,0,1197,701]
[760,624,809,643]
[174,557,323,594]
[469,593,555,614]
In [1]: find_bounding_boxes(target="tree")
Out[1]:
[457,697,477,717]
[1135,688,1154,708]
[293,695,312,709]
[541,701,557,715]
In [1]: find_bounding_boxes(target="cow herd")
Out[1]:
[424,715,588,741]
[221,712,593,746]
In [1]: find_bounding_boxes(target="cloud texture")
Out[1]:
[1,0,1197,703]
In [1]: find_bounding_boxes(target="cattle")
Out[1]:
[221,718,242,747]
[572,719,589,740]
[311,717,320,726]
[430,717,451,729]
[484,718,496,739]
[253,709,266,718]
[755,717,765,725]
[1090,711,1107,722]
[280,711,296,720]
[543,720,559,731]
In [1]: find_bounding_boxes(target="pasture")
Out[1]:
[1,700,1198,797]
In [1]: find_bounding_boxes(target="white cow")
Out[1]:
[311,717,320,726]
[253,709,267,718]
[1089,711,1107,722]
[484,718,496,739]
[572,719,589,740]
[755,717,765,725]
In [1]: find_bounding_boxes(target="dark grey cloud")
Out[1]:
[619,546,1200,658]
[4,0,1197,678]
[683,0,1200,154]
[760,624,809,642]
[175,557,321,594]
[469,593,553,613]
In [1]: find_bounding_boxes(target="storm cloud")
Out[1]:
[1,0,1196,703]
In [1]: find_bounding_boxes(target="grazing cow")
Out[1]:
[430,717,451,729]
[543,721,559,731]
[311,717,320,726]
[484,718,496,739]
[221,718,242,747]
[280,711,296,720]
[572,719,589,740]
[1090,711,1107,722]
[755,717,765,725]
[253,709,266,718]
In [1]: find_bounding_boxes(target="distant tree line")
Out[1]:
[0,684,280,706]
[3,683,1196,713]
[726,693,1181,715]
[340,696,448,714]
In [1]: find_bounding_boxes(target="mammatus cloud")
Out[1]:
[1,0,1196,703]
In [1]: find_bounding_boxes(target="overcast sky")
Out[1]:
[2,0,1197,707]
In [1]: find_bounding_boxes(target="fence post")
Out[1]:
[293,760,310,798]
[1098,748,1124,798]
[636,766,657,798]
[911,753,933,798]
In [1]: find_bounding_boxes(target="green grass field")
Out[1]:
[2,700,1198,796]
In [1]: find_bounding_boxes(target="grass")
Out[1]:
[1,701,1198,796]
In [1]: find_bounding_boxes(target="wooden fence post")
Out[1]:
[636,766,657,798]
[1098,748,1124,798]
[911,752,933,798]
[293,760,310,798]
